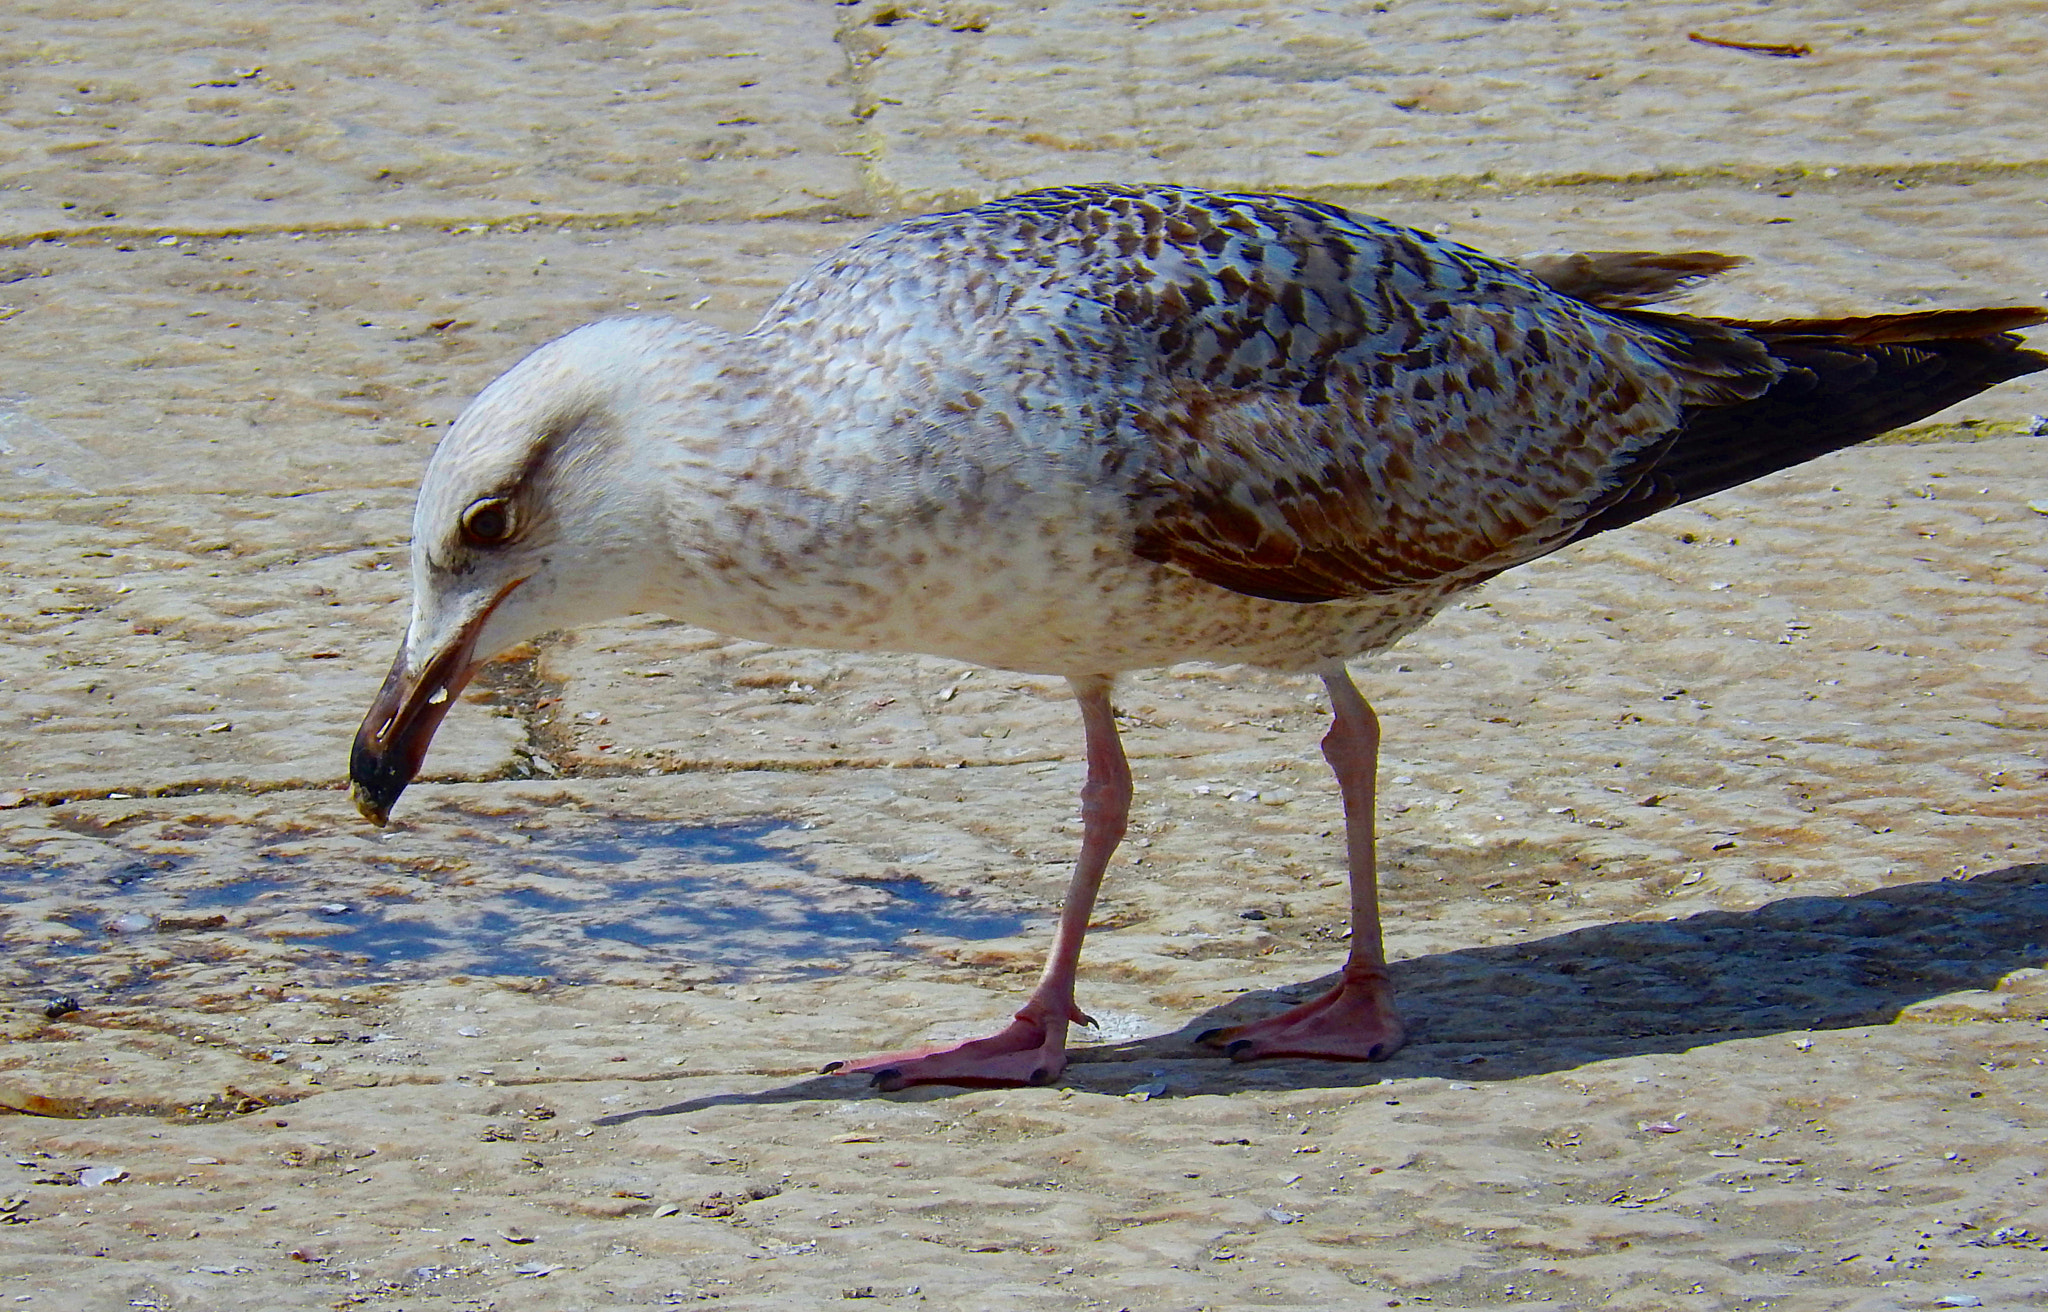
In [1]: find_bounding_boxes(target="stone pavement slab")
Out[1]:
[0,220,855,495]
[0,0,864,238]
[843,0,2048,206]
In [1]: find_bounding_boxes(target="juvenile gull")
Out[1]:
[350,184,2046,1089]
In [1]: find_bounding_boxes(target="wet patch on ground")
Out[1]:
[0,811,1027,1005]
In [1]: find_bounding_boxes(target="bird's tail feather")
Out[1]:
[1523,250,1748,309]
[1570,306,2047,542]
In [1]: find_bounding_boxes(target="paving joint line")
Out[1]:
[5,160,2046,251]
[0,754,1103,812]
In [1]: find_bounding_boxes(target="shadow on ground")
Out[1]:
[603,862,2048,1121]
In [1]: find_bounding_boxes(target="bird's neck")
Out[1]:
[617,342,843,638]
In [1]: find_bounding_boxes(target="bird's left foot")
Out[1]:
[1197,970,1404,1063]
[823,1012,1079,1091]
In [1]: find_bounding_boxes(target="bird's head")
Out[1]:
[349,317,700,825]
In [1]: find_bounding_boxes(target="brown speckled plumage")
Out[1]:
[708,183,2041,658]
[353,184,2046,1087]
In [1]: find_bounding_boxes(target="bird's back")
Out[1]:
[721,185,2041,668]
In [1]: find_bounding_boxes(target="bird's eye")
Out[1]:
[459,497,516,547]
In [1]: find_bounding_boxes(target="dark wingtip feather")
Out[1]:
[1725,305,2048,346]
[1570,309,2048,544]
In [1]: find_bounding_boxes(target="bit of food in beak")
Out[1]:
[348,580,523,826]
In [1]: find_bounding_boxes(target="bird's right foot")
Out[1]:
[823,1012,1078,1091]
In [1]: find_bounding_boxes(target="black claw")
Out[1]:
[819,1060,845,1074]
[1195,1027,1226,1045]
[1028,1066,1051,1086]
[1366,1043,1387,1062]
[1226,1038,1257,1060]
[869,1068,904,1092]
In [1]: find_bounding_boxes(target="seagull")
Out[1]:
[350,184,2046,1089]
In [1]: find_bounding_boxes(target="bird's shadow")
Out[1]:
[597,862,2047,1122]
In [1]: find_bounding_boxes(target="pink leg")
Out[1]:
[827,675,1130,1090]
[1200,661,1405,1062]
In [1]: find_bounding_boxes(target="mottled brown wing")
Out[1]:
[1002,188,1781,604]
[752,184,1780,605]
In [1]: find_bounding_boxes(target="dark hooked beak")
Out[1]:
[348,579,524,826]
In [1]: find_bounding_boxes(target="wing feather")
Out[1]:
[1025,188,1781,602]
[752,187,2044,609]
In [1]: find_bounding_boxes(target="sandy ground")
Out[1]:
[3,2,2047,1309]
